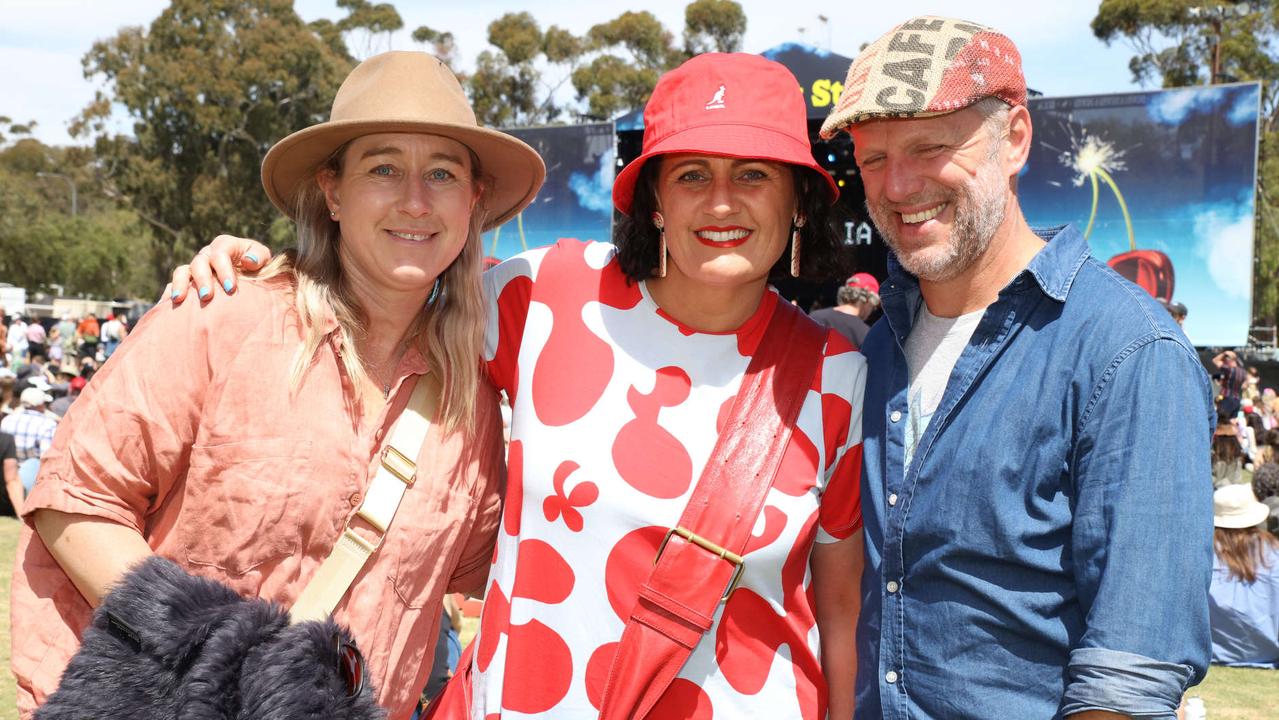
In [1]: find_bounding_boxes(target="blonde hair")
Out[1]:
[255,141,488,434]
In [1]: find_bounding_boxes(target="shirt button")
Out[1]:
[349,492,362,507]
[887,580,900,593]
[885,670,899,684]
[888,493,898,506]
[890,410,902,423]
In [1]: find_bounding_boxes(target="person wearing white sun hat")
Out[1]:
[1209,484,1279,668]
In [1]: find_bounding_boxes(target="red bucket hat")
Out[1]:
[612,53,838,215]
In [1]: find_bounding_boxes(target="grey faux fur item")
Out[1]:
[36,556,385,720]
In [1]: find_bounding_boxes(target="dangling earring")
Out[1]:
[790,216,805,277]
[652,212,667,278]
[426,277,442,305]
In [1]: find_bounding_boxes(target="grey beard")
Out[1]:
[867,160,1008,283]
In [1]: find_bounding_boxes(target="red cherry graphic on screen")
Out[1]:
[1107,250,1175,302]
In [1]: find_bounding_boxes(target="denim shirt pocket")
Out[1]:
[182,436,313,575]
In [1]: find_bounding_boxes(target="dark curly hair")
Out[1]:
[1255,463,1279,502]
[613,158,852,284]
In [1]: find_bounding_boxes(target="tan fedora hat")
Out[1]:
[261,51,545,231]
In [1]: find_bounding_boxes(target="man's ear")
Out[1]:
[1004,104,1033,179]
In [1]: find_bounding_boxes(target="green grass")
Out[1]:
[0,516,1274,718]
[1186,665,1279,719]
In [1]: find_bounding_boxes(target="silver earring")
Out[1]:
[330,210,337,218]
[652,212,667,278]
[790,216,805,277]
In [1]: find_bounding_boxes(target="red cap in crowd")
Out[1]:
[845,272,881,295]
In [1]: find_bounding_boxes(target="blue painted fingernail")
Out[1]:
[245,253,259,264]
[198,286,210,299]
[223,279,234,293]
[171,290,180,300]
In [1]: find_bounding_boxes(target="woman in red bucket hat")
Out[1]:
[173,52,864,720]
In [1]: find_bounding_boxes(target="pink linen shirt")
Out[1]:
[10,276,504,720]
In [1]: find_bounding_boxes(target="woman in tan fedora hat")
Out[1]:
[172,52,864,719]
[11,51,545,720]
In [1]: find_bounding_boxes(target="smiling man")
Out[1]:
[820,16,1215,720]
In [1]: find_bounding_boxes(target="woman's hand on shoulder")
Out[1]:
[170,235,273,304]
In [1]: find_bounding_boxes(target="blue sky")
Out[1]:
[2,0,1152,147]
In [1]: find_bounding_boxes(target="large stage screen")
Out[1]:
[481,122,615,261]
[1022,82,1261,347]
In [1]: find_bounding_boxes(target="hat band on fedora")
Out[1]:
[260,51,545,231]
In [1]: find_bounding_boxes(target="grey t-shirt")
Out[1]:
[903,303,985,467]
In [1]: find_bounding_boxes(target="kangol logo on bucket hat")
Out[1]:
[612,52,838,215]
[705,84,727,110]
[261,51,545,231]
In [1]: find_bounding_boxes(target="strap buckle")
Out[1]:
[380,445,417,486]
[654,526,745,601]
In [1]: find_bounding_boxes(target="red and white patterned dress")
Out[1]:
[473,240,866,719]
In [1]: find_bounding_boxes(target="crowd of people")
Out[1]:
[1198,342,1279,671]
[3,11,1276,720]
[0,310,112,518]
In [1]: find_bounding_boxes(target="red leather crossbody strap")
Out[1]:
[597,299,828,720]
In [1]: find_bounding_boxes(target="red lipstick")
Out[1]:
[694,225,752,249]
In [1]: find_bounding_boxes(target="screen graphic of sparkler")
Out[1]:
[1051,124,1175,301]
[1062,133,1135,248]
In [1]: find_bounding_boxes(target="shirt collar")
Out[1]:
[400,344,430,375]
[883,224,1091,304]
[311,295,432,377]
[1021,224,1091,303]
[320,317,432,378]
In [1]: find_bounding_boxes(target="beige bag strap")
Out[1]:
[290,376,434,624]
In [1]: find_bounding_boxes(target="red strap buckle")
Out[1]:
[654,526,746,601]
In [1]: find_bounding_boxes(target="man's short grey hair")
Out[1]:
[974,97,1012,150]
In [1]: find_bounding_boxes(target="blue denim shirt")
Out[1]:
[857,225,1215,719]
